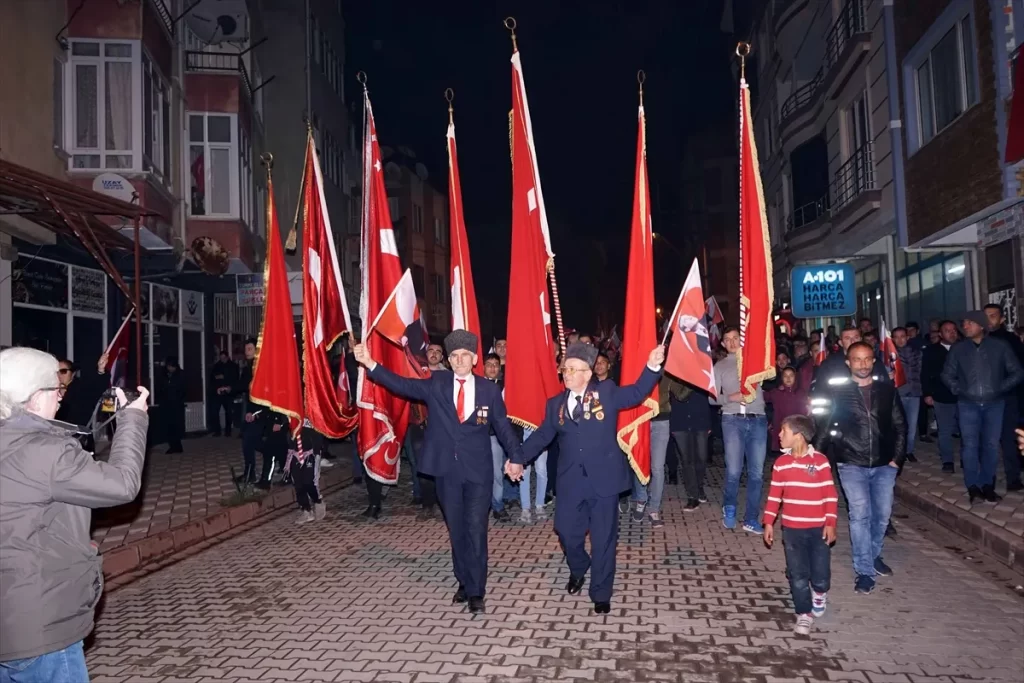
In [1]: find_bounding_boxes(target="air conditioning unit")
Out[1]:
[185,0,249,44]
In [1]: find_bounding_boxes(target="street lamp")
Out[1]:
[652,232,683,256]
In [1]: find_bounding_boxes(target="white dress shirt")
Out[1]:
[453,373,476,422]
[567,392,585,416]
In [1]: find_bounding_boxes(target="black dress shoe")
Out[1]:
[982,486,1003,503]
[468,596,485,614]
[566,575,585,595]
[942,463,955,474]
[905,453,918,463]
[452,587,467,604]
[362,505,381,519]
[492,509,511,522]
[594,601,611,614]
[968,486,984,504]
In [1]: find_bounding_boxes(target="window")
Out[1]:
[142,53,170,182]
[53,57,65,152]
[388,196,400,220]
[239,125,252,227]
[432,273,446,302]
[412,265,426,296]
[188,113,238,217]
[434,216,443,245]
[412,204,423,233]
[846,91,870,153]
[68,40,137,169]
[913,13,978,146]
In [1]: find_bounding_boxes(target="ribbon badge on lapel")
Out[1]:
[558,404,565,426]
[476,406,489,425]
[583,392,593,421]
[591,390,605,421]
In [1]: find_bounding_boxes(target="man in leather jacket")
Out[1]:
[814,342,906,596]
[941,311,1024,504]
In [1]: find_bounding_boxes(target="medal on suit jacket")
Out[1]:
[583,392,592,420]
[558,404,565,425]
[591,391,605,421]
[476,406,489,424]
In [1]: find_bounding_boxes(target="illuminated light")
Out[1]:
[812,408,827,415]
[827,377,849,385]
[946,263,966,275]
[810,398,829,406]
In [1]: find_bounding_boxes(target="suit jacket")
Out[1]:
[367,364,522,485]
[515,367,662,498]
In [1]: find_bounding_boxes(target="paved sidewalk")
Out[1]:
[87,466,1024,683]
[895,440,1024,571]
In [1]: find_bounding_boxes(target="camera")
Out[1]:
[99,387,141,414]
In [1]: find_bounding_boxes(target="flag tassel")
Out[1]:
[546,259,566,357]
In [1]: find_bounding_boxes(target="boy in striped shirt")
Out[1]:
[762,414,838,635]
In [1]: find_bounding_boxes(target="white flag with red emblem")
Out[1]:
[665,259,717,397]
[880,319,906,387]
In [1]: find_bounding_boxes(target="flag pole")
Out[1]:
[506,16,566,357]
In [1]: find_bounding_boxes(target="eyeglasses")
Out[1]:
[58,368,71,375]
[561,367,592,377]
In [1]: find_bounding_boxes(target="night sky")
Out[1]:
[345,0,749,336]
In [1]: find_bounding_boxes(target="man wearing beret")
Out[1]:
[507,341,666,613]
[353,330,523,614]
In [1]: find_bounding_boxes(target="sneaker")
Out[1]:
[295,510,315,525]
[649,512,665,528]
[683,499,700,512]
[320,458,335,468]
[519,509,533,524]
[811,591,827,617]
[874,557,893,577]
[743,521,764,535]
[941,462,955,474]
[794,613,813,636]
[982,486,1003,503]
[854,575,875,594]
[534,505,549,521]
[905,453,918,463]
[618,498,629,514]
[968,486,984,505]
[698,491,708,503]
[722,505,737,530]
[314,502,326,521]
[631,502,647,523]
[492,508,510,522]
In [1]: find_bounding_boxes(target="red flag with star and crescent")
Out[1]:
[504,46,561,429]
[665,259,718,398]
[880,319,907,388]
[616,100,659,483]
[301,134,357,438]
[356,91,417,484]
[447,110,482,351]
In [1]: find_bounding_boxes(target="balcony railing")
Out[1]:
[185,51,253,102]
[780,68,824,121]
[785,195,830,232]
[829,142,876,215]
[825,0,867,72]
[147,0,174,36]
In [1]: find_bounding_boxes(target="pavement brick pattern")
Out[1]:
[87,466,1024,683]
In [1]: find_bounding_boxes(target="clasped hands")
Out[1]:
[505,460,524,482]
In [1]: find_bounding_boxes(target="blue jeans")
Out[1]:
[0,642,89,683]
[490,435,506,513]
[721,414,768,524]
[1000,395,1022,485]
[782,526,831,615]
[647,420,672,513]
[837,463,897,578]
[900,395,920,456]
[631,468,648,504]
[958,399,1004,490]
[520,428,548,510]
[933,401,958,465]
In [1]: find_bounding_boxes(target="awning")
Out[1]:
[907,198,1023,250]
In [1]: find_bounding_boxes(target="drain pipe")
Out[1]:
[882,0,909,325]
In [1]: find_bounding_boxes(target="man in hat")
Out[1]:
[353,329,522,614]
[506,341,666,613]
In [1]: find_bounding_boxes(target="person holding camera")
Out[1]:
[0,346,150,683]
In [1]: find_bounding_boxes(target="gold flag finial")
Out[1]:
[736,42,751,82]
[445,88,454,124]
[637,70,646,106]
[504,17,518,51]
[356,70,368,92]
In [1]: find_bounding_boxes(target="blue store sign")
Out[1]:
[790,264,856,318]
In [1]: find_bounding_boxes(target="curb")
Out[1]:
[101,470,354,581]
[895,478,1024,574]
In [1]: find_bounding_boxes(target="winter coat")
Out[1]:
[765,384,809,451]
[941,335,1024,404]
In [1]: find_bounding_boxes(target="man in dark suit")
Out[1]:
[353,330,522,614]
[507,341,665,613]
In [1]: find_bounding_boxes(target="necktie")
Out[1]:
[456,379,466,422]
[572,394,583,422]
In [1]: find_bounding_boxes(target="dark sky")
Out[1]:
[345,0,747,335]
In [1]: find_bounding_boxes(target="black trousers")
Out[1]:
[241,423,262,482]
[262,432,288,482]
[291,456,322,510]
[166,405,184,451]
[436,471,491,597]
[672,430,708,501]
[365,471,384,507]
[215,393,234,434]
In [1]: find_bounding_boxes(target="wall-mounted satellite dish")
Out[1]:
[185,0,249,44]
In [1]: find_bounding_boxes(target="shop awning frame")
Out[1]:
[0,159,160,385]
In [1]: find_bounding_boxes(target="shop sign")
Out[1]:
[72,268,105,314]
[152,285,180,324]
[182,290,203,326]
[790,263,856,318]
[13,257,68,309]
[236,273,264,307]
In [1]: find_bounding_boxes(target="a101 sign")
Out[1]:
[790,264,856,318]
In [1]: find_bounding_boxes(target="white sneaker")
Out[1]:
[794,613,813,636]
[314,502,326,521]
[534,505,549,521]
[811,591,827,617]
[320,458,335,468]
[295,510,315,525]
[519,509,533,524]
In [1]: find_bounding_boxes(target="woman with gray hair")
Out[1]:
[0,346,149,683]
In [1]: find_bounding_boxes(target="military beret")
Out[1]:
[564,341,598,368]
[444,329,478,356]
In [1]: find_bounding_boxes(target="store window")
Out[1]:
[896,252,967,325]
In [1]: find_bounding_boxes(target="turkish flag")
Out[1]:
[665,259,717,398]
[301,134,357,438]
[616,102,659,483]
[814,332,828,366]
[447,115,482,358]
[105,308,134,389]
[356,92,415,484]
[504,47,561,429]
[250,176,303,434]
[371,269,420,346]
[880,319,907,388]
[738,74,776,399]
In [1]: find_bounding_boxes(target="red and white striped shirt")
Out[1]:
[763,448,839,529]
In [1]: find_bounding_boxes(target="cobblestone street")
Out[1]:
[87,467,1024,683]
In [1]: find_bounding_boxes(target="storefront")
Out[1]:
[894,251,969,327]
[144,283,207,431]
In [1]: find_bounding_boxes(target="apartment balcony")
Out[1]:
[185,51,253,103]
[829,142,880,233]
[773,0,815,63]
[783,195,832,265]
[778,68,825,151]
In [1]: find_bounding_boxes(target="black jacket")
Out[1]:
[941,335,1024,404]
[810,348,888,397]
[990,327,1024,401]
[55,370,109,427]
[921,343,956,404]
[210,360,239,392]
[814,378,907,469]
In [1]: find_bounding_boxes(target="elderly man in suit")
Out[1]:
[507,341,665,613]
[353,330,522,614]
